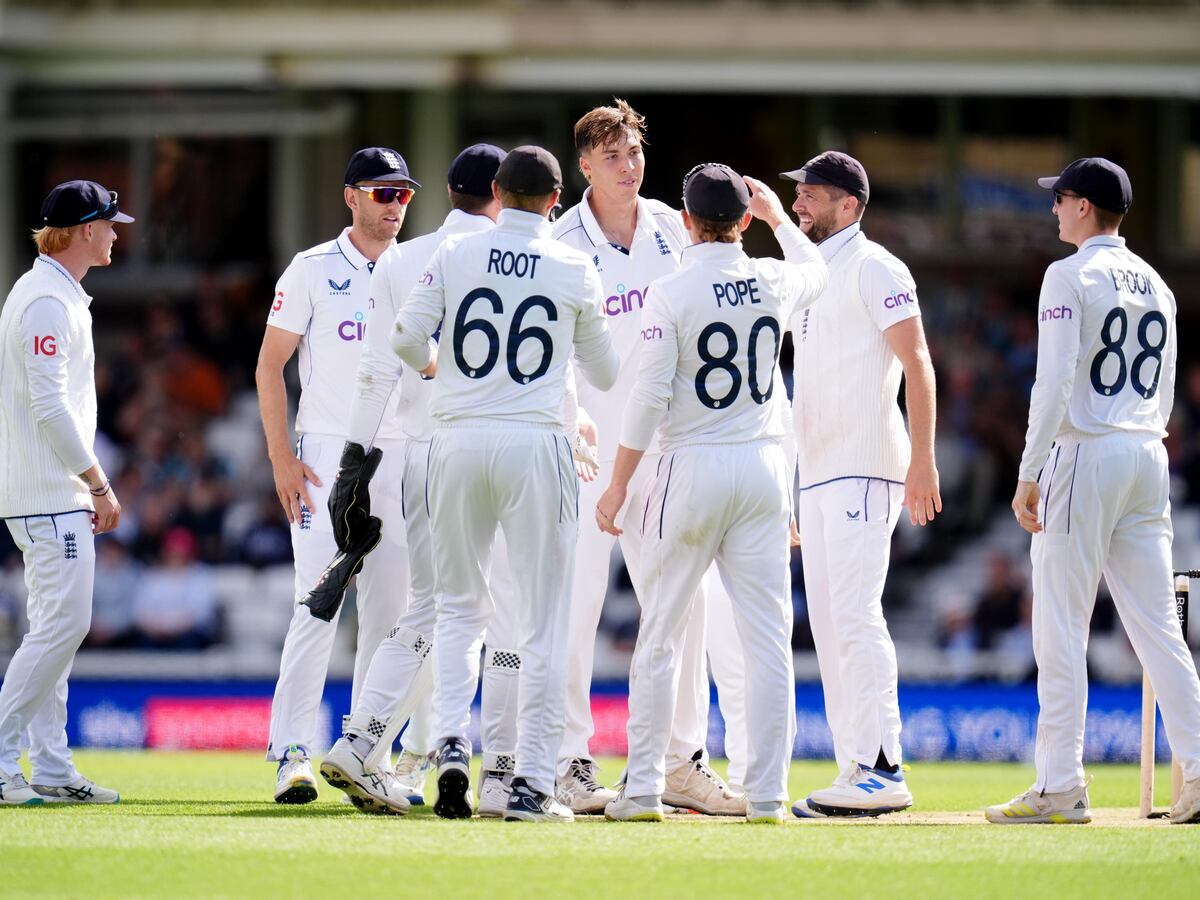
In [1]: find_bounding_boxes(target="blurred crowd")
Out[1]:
[1,269,1198,676]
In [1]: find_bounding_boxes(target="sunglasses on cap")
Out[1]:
[1053,190,1083,206]
[346,185,415,206]
[79,193,119,223]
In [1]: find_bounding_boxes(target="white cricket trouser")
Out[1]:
[798,477,904,773]
[704,572,749,788]
[1031,433,1200,792]
[429,422,577,796]
[266,434,409,759]
[0,510,93,785]
[561,459,719,771]
[480,530,520,773]
[345,438,442,756]
[626,441,795,804]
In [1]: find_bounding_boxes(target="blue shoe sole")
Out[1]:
[434,770,472,819]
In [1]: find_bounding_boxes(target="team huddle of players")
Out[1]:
[253,99,1200,826]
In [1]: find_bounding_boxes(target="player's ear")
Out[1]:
[491,180,502,204]
[344,186,358,212]
[739,210,753,232]
[578,154,591,184]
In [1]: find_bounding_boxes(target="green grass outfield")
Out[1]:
[1,752,1196,899]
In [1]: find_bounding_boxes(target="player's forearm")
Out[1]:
[255,363,294,462]
[346,356,400,449]
[390,311,435,372]
[1018,376,1072,482]
[903,350,937,466]
[776,223,829,308]
[608,444,645,489]
[35,407,100,476]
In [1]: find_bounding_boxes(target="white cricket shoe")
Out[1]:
[604,786,664,822]
[504,777,574,823]
[274,744,318,805]
[790,798,830,819]
[1171,776,1200,824]
[555,757,617,814]
[0,770,44,806]
[32,776,119,804]
[805,764,913,817]
[478,770,514,818]
[746,800,786,824]
[985,779,1090,825]
[392,750,433,806]
[320,735,410,816]
[663,751,746,816]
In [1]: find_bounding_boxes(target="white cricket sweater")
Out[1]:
[0,256,99,517]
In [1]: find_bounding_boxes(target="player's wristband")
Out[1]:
[89,481,111,496]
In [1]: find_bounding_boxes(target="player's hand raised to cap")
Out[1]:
[743,176,788,231]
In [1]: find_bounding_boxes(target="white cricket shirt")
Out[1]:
[790,222,922,489]
[552,189,687,461]
[347,210,495,447]
[621,224,826,453]
[0,256,99,516]
[267,227,401,441]
[392,208,618,425]
[1017,234,1176,482]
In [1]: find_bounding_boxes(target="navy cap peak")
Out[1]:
[781,151,869,204]
[1037,157,1131,214]
[40,180,135,228]
[345,147,420,188]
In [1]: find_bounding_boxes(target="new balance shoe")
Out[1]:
[274,744,318,805]
[32,776,119,804]
[790,798,830,819]
[478,770,514,818]
[805,764,913,817]
[746,800,786,824]
[556,757,617,814]
[434,736,473,819]
[604,787,664,822]
[320,735,410,815]
[504,777,574,823]
[0,770,44,806]
[1171,776,1200,824]
[985,779,1091,825]
[392,750,433,806]
[663,750,746,816]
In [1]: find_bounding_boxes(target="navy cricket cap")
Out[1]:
[344,147,421,187]
[495,145,563,195]
[40,180,134,228]
[1037,157,1132,214]
[781,151,870,204]
[682,163,750,222]
[448,143,507,197]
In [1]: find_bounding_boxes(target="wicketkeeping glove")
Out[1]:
[328,442,384,552]
[301,510,383,622]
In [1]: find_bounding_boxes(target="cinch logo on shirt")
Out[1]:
[1109,268,1155,295]
[1040,305,1073,322]
[653,231,671,256]
[883,290,915,309]
[338,311,366,341]
[419,270,434,286]
[328,278,352,296]
[605,283,647,317]
[641,325,663,341]
[32,335,57,356]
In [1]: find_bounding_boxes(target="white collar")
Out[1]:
[335,227,371,270]
[816,221,862,263]
[440,209,495,236]
[680,240,746,268]
[578,187,656,251]
[1080,234,1126,251]
[37,255,92,306]
[497,208,552,236]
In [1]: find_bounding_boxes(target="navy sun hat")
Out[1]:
[682,163,750,222]
[1037,157,1132,214]
[448,143,507,197]
[344,147,421,187]
[781,151,870,204]
[40,180,135,227]
[495,145,563,195]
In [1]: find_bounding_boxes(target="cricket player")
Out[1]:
[319,144,529,816]
[597,166,827,824]
[987,158,1200,825]
[257,148,415,803]
[553,99,748,814]
[392,145,618,822]
[0,180,131,806]
[785,151,940,818]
